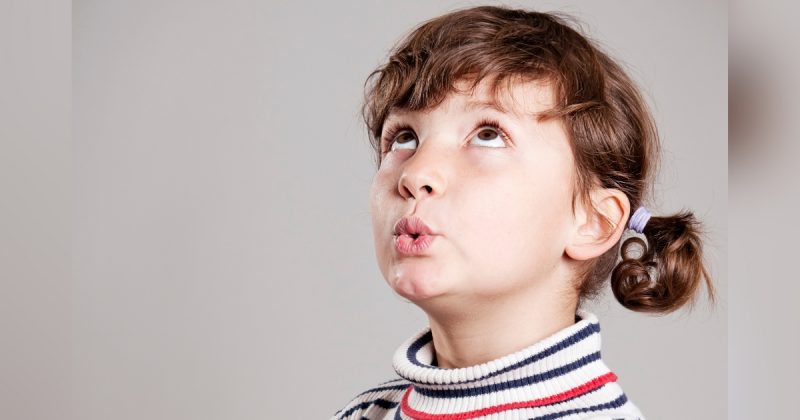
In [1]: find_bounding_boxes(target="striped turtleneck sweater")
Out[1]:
[331,309,645,420]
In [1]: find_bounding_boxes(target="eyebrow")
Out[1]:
[382,98,521,129]
[465,99,529,119]
[464,100,506,112]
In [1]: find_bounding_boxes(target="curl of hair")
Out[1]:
[609,211,717,314]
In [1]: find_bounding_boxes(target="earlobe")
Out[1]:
[564,189,630,261]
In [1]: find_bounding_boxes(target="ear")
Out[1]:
[564,188,630,261]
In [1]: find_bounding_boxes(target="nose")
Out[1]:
[397,142,448,201]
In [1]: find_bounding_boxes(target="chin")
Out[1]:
[390,270,450,302]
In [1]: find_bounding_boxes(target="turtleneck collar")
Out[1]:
[391,308,625,419]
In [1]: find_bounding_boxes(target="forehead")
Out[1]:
[385,76,556,124]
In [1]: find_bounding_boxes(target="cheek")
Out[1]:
[369,170,395,232]
[369,171,395,273]
[456,170,571,280]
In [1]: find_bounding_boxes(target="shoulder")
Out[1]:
[329,377,411,420]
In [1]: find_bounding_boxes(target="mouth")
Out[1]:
[395,232,423,239]
[392,216,438,257]
[393,215,436,237]
[393,231,436,256]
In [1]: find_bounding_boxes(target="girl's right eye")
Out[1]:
[386,130,417,153]
[381,123,417,154]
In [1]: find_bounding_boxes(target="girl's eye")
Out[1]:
[387,130,418,152]
[381,119,511,154]
[470,127,506,148]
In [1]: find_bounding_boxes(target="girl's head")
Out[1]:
[364,5,716,315]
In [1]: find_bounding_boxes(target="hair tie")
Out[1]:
[628,206,651,233]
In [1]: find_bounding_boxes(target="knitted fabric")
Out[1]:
[332,309,645,419]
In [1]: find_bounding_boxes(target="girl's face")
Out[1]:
[369,77,577,307]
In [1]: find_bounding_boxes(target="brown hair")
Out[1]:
[360,5,716,315]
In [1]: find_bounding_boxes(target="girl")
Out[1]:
[332,5,716,420]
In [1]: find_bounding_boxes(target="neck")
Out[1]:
[391,308,634,419]
[424,282,577,369]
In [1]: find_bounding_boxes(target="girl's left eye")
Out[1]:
[471,126,507,148]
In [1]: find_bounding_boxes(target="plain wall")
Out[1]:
[2,1,729,419]
[0,0,72,419]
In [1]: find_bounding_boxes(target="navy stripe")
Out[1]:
[406,330,434,368]
[376,377,406,386]
[405,322,601,384]
[479,323,600,381]
[337,398,400,419]
[413,351,602,398]
[351,383,408,399]
[528,393,629,419]
[374,398,400,409]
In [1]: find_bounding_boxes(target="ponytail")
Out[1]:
[611,209,717,314]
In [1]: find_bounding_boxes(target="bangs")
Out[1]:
[364,52,558,147]
[379,72,557,126]
[360,7,603,165]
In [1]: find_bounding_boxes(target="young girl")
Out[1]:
[333,5,716,420]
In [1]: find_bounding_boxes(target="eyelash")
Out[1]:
[380,118,512,154]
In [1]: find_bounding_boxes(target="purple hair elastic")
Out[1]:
[628,206,651,233]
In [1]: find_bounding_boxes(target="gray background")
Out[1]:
[2,1,730,419]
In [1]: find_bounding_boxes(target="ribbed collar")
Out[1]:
[391,309,620,419]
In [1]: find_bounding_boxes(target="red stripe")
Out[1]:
[400,372,618,420]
